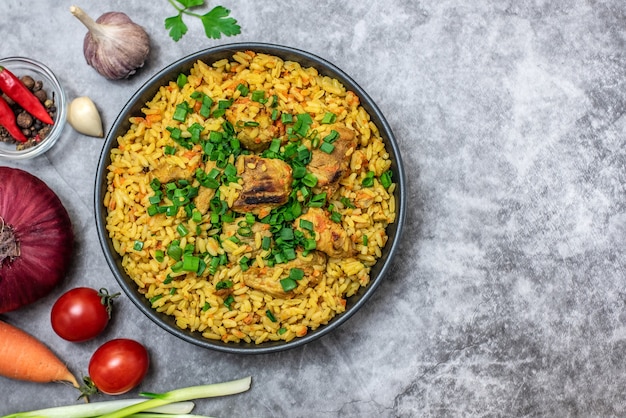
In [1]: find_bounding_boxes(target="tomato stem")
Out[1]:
[98,287,121,318]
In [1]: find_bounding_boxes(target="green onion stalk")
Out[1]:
[2,376,251,418]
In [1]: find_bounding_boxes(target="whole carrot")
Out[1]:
[0,95,27,142]
[0,66,54,125]
[0,320,78,387]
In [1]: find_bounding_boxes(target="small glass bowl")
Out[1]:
[0,57,67,160]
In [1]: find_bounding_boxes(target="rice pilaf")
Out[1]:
[104,51,396,344]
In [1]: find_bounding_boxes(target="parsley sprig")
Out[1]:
[165,0,241,42]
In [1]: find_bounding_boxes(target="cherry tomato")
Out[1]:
[89,338,150,395]
[51,287,119,342]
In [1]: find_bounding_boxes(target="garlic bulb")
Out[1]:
[70,5,150,80]
[67,96,104,137]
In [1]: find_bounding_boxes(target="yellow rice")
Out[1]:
[104,51,396,344]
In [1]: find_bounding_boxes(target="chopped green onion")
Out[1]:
[171,261,184,273]
[269,138,281,153]
[176,223,189,237]
[200,95,213,118]
[319,142,335,154]
[154,250,165,263]
[216,280,233,290]
[167,126,182,140]
[330,211,342,223]
[294,113,313,137]
[321,112,337,124]
[281,113,293,124]
[224,294,235,309]
[280,278,297,292]
[289,268,304,281]
[165,205,178,216]
[237,226,252,237]
[292,165,307,179]
[302,173,318,188]
[283,247,296,260]
[380,170,393,188]
[363,234,368,246]
[147,205,158,216]
[167,243,183,261]
[239,256,250,271]
[274,252,285,264]
[148,194,161,204]
[133,241,144,251]
[270,94,279,107]
[236,83,249,96]
[266,310,277,322]
[279,227,294,241]
[261,236,271,250]
[173,101,190,122]
[341,196,356,209]
[218,99,233,109]
[362,171,375,187]
[182,254,200,272]
[309,192,327,208]
[251,90,266,103]
[202,302,211,311]
[304,238,317,251]
[176,73,187,88]
[150,178,161,191]
[323,129,339,143]
[208,256,220,274]
[299,219,314,231]
[149,294,163,304]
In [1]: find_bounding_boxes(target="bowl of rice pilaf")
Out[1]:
[95,43,406,354]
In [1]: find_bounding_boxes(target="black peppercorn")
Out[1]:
[16,112,33,129]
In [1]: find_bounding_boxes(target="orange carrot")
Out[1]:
[0,320,79,387]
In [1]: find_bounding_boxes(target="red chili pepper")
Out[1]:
[0,96,27,142]
[0,66,54,125]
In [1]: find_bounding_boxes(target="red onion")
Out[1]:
[0,167,73,313]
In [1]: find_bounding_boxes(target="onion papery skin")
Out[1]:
[0,167,74,313]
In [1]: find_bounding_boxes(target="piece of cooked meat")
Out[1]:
[194,186,215,214]
[235,111,275,152]
[194,160,219,214]
[307,127,357,195]
[242,251,327,297]
[295,207,355,258]
[151,162,194,184]
[231,155,293,217]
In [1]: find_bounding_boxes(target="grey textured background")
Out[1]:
[2,0,626,416]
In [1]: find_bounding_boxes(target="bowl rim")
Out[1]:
[0,56,67,160]
[94,42,406,354]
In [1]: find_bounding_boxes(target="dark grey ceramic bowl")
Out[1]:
[95,42,406,354]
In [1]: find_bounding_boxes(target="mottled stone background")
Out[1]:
[2,0,625,416]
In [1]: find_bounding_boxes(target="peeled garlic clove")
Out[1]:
[70,5,150,80]
[67,96,104,137]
